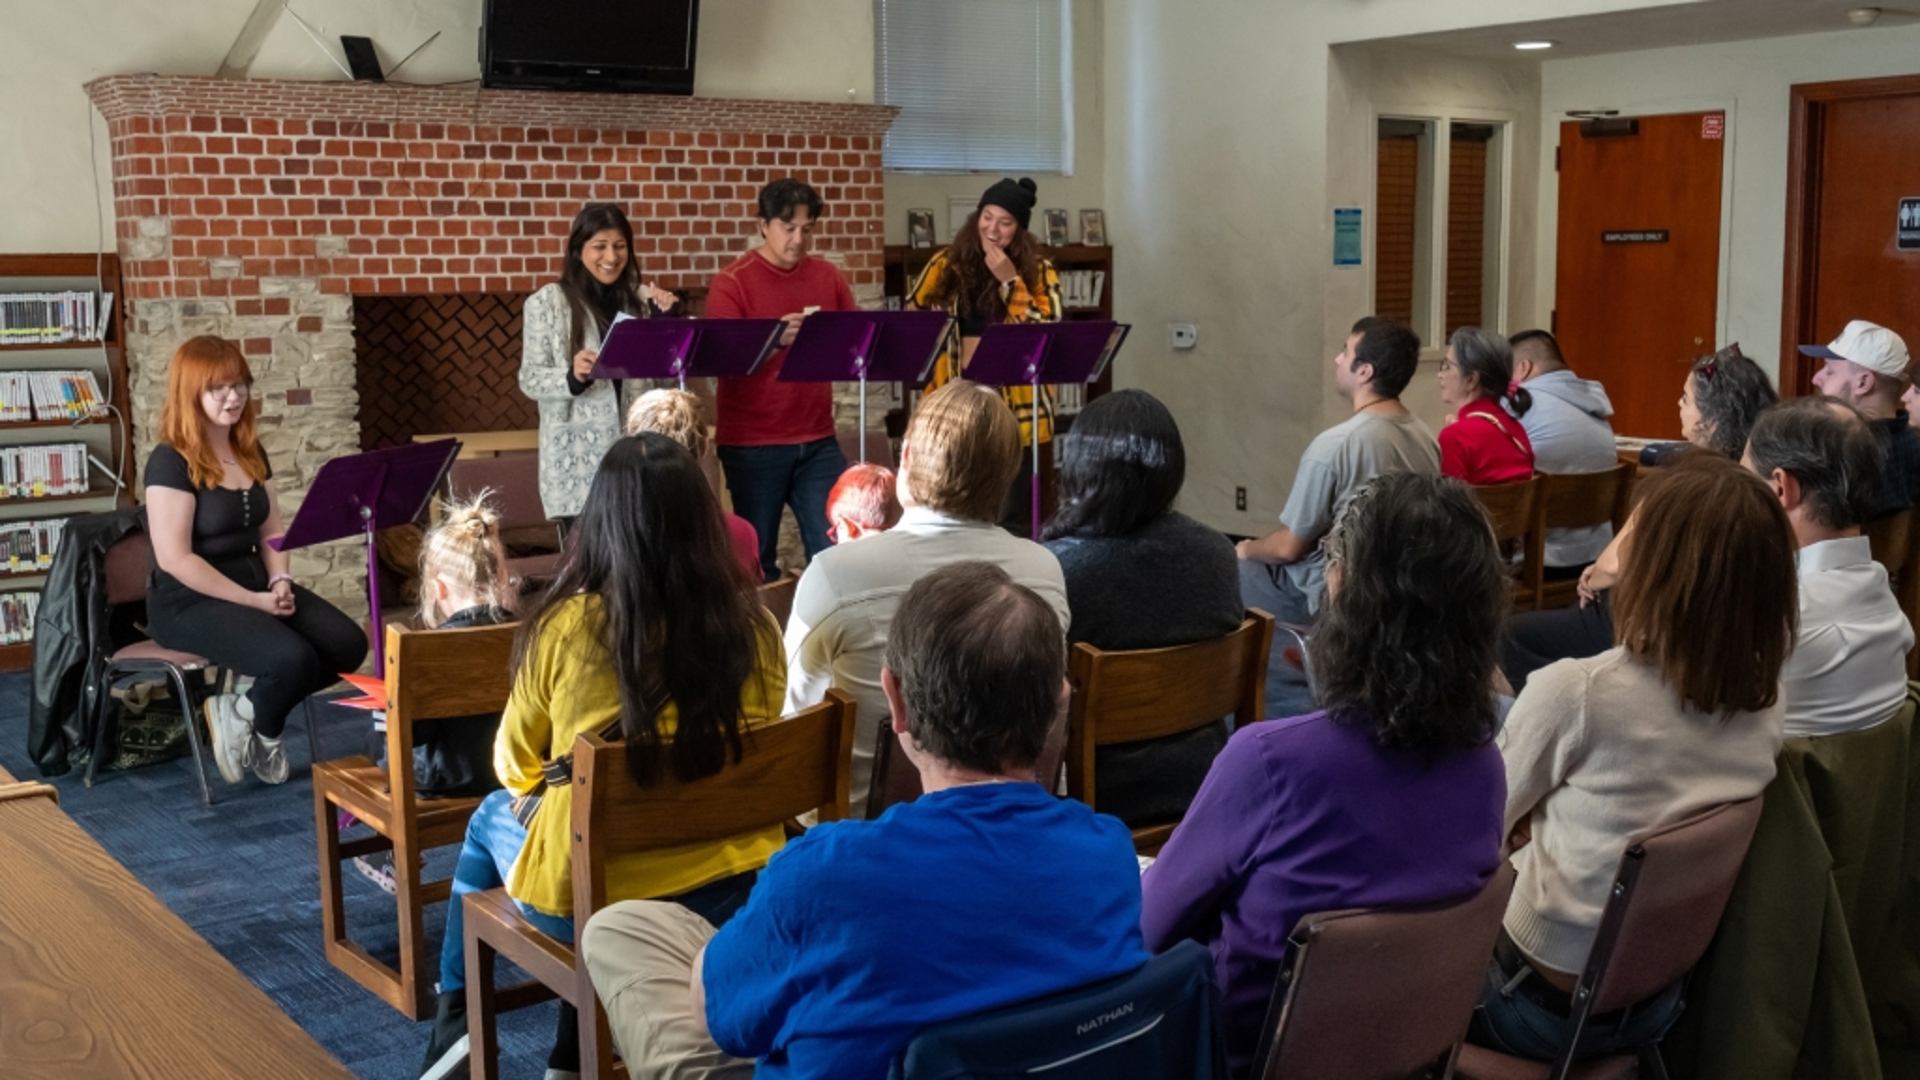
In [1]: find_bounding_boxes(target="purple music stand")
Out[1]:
[269,439,460,676]
[778,310,952,462]
[967,321,1132,539]
[591,313,786,389]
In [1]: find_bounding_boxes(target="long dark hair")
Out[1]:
[1043,389,1186,540]
[559,203,647,355]
[1309,473,1507,765]
[939,209,1043,322]
[510,434,772,788]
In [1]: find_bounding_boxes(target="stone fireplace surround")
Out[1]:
[86,74,895,617]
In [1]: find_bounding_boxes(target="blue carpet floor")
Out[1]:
[0,673,557,1079]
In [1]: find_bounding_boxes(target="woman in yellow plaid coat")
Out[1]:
[904,177,1064,535]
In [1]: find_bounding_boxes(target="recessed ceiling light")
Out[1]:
[1513,40,1558,50]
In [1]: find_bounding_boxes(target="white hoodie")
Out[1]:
[1514,369,1617,567]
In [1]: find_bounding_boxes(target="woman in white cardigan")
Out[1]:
[520,202,679,522]
[1471,452,1796,1062]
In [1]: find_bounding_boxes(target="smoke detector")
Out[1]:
[1849,7,1883,26]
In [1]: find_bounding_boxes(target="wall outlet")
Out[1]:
[1235,486,1247,511]
[1169,323,1198,350]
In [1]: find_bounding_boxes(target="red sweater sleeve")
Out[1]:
[706,267,746,319]
[1439,423,1474,482]
[832,267,857,312]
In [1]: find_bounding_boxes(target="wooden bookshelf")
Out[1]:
[0,253,135,672]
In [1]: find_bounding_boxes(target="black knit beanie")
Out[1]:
[978,177,1038,231]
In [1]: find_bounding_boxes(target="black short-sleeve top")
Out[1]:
[143,443,273,561]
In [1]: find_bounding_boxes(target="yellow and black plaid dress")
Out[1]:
[905,250,1064,446]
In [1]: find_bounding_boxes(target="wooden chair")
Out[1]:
[313,620,517,1020]
[1472,476,1545,612]
[1534,463,1638,611]
[759,572,799,632]
[1866,509,1920,677]
[463,689,857,1080]
[1065,611,1274,855]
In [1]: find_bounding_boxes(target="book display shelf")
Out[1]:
[0,254,136,672]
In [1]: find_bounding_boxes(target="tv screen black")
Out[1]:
[482,0,699,95]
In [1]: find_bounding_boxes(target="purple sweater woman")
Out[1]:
[1141,472,1508,1077]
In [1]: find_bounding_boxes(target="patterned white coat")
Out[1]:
[519,282,665,519]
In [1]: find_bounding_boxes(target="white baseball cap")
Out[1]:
[1799,320,1911,381]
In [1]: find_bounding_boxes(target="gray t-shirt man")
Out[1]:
[1279,410,1441,610]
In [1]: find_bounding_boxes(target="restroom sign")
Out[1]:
[1901,197,1920,251]
[1702,113,1724,139]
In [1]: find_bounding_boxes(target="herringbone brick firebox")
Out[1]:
[354,293,533,450]
[87,74,896,616]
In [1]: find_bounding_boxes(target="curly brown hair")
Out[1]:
[937,209,1044,323]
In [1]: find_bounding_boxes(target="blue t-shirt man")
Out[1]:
[700,782,1149,1078]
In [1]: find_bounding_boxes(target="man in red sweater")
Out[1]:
[708,178,858,581]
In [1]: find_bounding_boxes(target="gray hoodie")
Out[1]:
[1516,369,1617,566]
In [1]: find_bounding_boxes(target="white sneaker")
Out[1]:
[203,694,251,784]
[251,734,289,785]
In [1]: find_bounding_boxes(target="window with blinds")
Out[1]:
[874,0,1074,173]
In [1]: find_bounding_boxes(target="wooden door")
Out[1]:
[1784,76,1920,397]
[1555,113,1725,439]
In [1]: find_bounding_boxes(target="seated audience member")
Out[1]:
[1502,348,1779,691]
[1472,453,1793,1062]
[1641,344,1776,465]
[825,461,902,544]
[1144,472,1507,1078]
[1509,329,1618,574]
[418,434,786,1080]
[1438,326,1535,485]
[381,494,518,797]
[581,561,1148,1079]
[1806,319,1919,519]
[1237,317,1437,714]
[1745,397,1913,737]
[1042,388,1243,828]
[783,379,1070,813]
[626,388,762,582]
[145,335,368,787]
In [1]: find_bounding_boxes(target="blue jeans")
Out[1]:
[439,789,575,994]
[1468,953,1685,1061]
[718,437,846,582]
[1236,558,1318,720]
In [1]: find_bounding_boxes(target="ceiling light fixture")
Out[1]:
[1514,40,1558,50]
[1848,7,1882,26]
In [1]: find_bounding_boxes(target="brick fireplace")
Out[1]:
[86,74,895,616]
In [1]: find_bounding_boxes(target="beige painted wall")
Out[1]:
[0,0,875,255]
[1536,22,1920,391]
[880,0,1104,246]
[1326,44,1542,438]
[1101,0,1616,535]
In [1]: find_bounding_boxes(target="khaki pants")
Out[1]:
[581,901,757,1080]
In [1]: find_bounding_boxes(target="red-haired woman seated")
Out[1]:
[144,335,368,786]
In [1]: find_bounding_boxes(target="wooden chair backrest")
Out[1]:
[1473,477,1545,609]
[1471,476,1541,544]
[383,620,519,803]
[1065,611,1273,810]
[570,688,855,919]
[1868,509,1915,581]
[1539,461,1637,533]
[759,574,799,632]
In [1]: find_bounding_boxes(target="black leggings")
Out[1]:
[1501,591,1615,694]
[147,555,369,738]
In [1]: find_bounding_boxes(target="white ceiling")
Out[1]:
[1352,0,1920,60]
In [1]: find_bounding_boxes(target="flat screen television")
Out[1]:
[482,0,699,95]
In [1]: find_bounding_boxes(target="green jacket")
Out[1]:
[1665,686,1920,1080]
